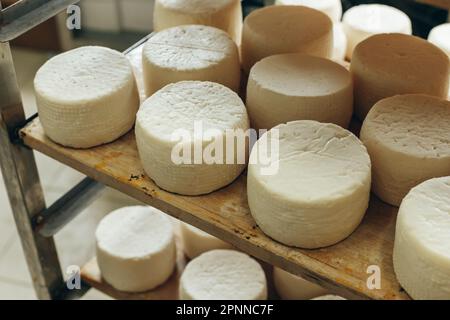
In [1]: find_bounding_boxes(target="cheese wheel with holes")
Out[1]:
[273,267,328,300]
[246,53,353,130]
[428,23,450,99]
[275,0,342,23]
[153,0,242,44]
[179,250,267,300]
[241,5,333,74]
[96,206,176,292]
[351,33,449,120]
[360,94,450,206]
[247,120,371,249]
[135,81,249,196]
[342,4,412,59]
[393,177,450,300]
[34,46,139,148]
[180,222,233,259]
[142,25,240,96]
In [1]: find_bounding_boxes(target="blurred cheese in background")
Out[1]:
[428,23,450,99]
[273,267,328,300]
[275,0,343,23]
[343,4,412,59]
[333,23,348,60]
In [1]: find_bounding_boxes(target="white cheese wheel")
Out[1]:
[428,23,450,99]
[273,267,328,300]
[246,53,353,130]
[135,81,249,196]
[393,177,450,300]
[180,222,233,259]
[275,0,342,23]
[360,94,450,207]
[351,33,449,120]
[96,206,176,292]
[34,46,139,148]
[179,249,267,300]
[142,25,240,96]
[312,295,346,300]
[342,4,412,59]
[333,23,348,61]
[241,5,333,74]
[247,120,371,249]
[153,0,242,44]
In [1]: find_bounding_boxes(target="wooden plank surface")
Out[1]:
[20,42,410,300]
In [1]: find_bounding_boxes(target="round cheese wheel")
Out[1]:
[333,23,348,61]
[34,46,139,148]
[393,176,450,300]
[179,249,267,300]
[241,5,333,74]
[247,120,371,249]
[428,23,450,99]
[96,206,176,292]
[312,295,346,300]
[273,267,328,300]
[153,0,242,44]
[360,94,450,206]
[135,81,249,196]
[343,4,412,59]
[246,53,353,130]
[180,222,233,259]
[275,0,342,23]
[351,33,449,120]
[142,25,240,96]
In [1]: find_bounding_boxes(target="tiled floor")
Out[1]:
[0,46,140,300]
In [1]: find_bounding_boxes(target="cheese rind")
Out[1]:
[95,206,176,292]
[34,46,139,148]
[135,81,249,195]
[343,4,412,59]
[153,0,242,44]
[273,267,328,300]
[246,53,353,130]
[351,33,449,120]
[180,222,233,259]
[179,249,267,300]
[275,0,342,23]
[241,5,333,74]
[360,94,450,206]
[142,25,240,96]
[393,177,450,300]
[247,120,371,249]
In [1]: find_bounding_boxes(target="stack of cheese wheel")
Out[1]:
[241,5,333,74]
[34,46,139,148]
[179,222,233,259]
[135,81,249,195]
[247,120,371,249]
[274,0,342,23]
[360,94,450,206]
[142,25,240,96]
[428,23,450,99]
[393,177,450,300]
[246,53,353,130]
[351,33,449,120]
[273,267,328,300]
[179,250,267,300]
[342,4,412,59]
[95,206,176,292]
[153,0,242,44]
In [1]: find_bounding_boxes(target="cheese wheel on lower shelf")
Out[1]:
[393,177,450,300]
[135,81,249,196]
[142,25,240,96]
[96,206,176,292]
[275,0,342,23]
[342,4,412,60]
[247,121,371,249]
[273,267,328,300]
[179,250,267,300]
[180,222,233,259]
[34,46,139,148]
[312,295,346,300]
[153,0,242,44]
[241,5,333,74]
[246,53,353,130]
[360,94,450,207]
[351,33,449,120]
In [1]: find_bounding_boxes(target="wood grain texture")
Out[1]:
[21,42,410,300]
